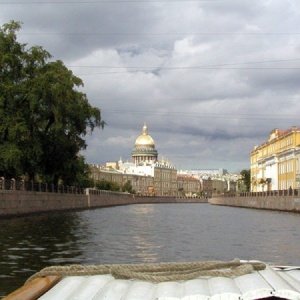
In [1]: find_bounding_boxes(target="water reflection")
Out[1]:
[0,212,86,296]
[129,205,162,262]
[0,204,300,297]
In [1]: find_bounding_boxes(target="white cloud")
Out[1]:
[2,0,300,172]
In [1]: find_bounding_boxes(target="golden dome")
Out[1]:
[135,124,155,148]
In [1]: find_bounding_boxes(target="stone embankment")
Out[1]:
[0,189,207,218]
[210,195,300,213]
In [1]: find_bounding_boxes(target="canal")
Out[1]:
[0,203,299,297]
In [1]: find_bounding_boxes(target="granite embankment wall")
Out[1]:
[0,190,207,218]
[210,195,300,213]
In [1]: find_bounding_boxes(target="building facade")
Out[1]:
[212,179,227,195]
[90,165,151,195]
[250,126,300,192]
[177,175,201,197]
[90,163,203,197]
[153,161,177,197]
[179,169,228,176]
[201,177,213,198]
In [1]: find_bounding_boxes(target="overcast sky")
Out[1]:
[1,0,300,173]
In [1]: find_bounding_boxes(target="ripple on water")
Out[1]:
[1,204,300,297]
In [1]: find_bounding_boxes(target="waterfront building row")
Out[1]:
[250,126,300,192]
[90,164,192,197]
[90,124,238,197]
[178,168,228,177]
[89,164,238,197]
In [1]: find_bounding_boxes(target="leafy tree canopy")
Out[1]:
[240,169,251,191]
[96,179,120,192]
[0,21,104,184]
[122,180,135,194]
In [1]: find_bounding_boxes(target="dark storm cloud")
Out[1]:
[200,0,265,18]
[179,126,245,141]
[1,1,160,61]
[2,0,300,172]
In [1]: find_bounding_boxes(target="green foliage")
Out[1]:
[96,179,120,191]
[258,178,266,185]
[240,169,251,191]
[0,21,105,183]
[122,180,135,194]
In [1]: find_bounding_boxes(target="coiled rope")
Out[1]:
[26,260,266,284]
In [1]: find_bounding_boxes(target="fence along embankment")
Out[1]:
[0,179,207,217]
[210,190,300,213]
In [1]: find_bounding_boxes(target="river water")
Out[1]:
[0,203,300,297]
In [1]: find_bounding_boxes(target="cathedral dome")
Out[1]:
[132,123,158,164]
[135,124,155,148]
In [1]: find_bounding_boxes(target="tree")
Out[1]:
[0,21,104,183]
[258,178,266,192]
[96,179,120,191]
[122,180,135,194]
[240,169,251,192]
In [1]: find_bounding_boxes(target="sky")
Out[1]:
[1,0,300,173]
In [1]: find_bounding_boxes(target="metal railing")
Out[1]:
[0,178,136,197]
[0,177,85,194]
[86,188,132,196]
[225,189,299,197]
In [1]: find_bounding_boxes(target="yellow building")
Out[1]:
[250,126,300,192]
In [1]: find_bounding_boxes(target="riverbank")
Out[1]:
[210,195,300,213]
[3,188,300,217]
[0,189,207,218]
